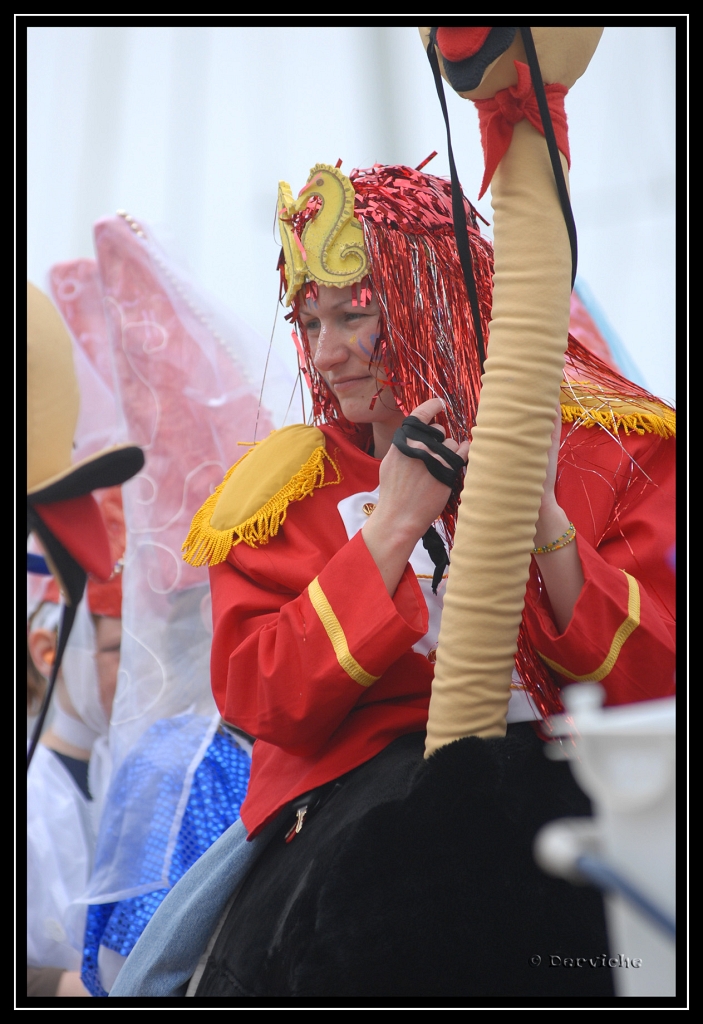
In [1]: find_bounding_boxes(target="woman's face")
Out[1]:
[298,284,403,429]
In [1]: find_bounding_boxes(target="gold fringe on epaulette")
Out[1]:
[182,446,342,567]
[560,401,676,438]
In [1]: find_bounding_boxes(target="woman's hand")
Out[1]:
[362,399,469,595]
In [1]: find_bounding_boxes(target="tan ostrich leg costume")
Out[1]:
[420,28,604,755]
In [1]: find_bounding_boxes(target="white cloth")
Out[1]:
[27,744,96,970]
[336,490,541,724]
[337,488,448,660]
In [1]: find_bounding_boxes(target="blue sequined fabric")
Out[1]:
[81,729,250,997]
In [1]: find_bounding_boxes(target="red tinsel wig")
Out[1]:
[281,163,493,537]
[279,162,663,541]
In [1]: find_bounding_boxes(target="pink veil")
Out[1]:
[50,214,290,907]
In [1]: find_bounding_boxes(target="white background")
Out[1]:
[26,23,679,408]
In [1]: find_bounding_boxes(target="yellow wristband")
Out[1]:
[532,521,576,555]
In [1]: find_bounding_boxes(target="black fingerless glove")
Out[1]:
[392,416,465,594]
[391,416,465,488]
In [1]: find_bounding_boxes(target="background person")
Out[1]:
[44,214,282,994]
[27,524,123,999]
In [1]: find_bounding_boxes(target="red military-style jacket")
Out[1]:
[207,420,675,838]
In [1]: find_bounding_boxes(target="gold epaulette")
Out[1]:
[560,382,676,438]
[182,425,341,567]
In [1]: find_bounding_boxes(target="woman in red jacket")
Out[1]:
[185,163,675,848]
[112,161,675,999]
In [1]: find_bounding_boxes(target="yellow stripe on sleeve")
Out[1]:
[538,571,641,682]
[308,576,379,688]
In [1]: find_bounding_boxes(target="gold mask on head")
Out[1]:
[278,163,369,306]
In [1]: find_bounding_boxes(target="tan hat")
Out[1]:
[26,282,144,602]
[27,282,143,501]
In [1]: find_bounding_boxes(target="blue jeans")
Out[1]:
[109,814,280,998]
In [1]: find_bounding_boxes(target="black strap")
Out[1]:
[425,36,487,375]
[392,416,465,489]
[422,525,450,595]
[519,27,578,288]
[26,504,87,772]
[27,601,79,771]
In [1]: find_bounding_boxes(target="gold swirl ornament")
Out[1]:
[278,163,368,306]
